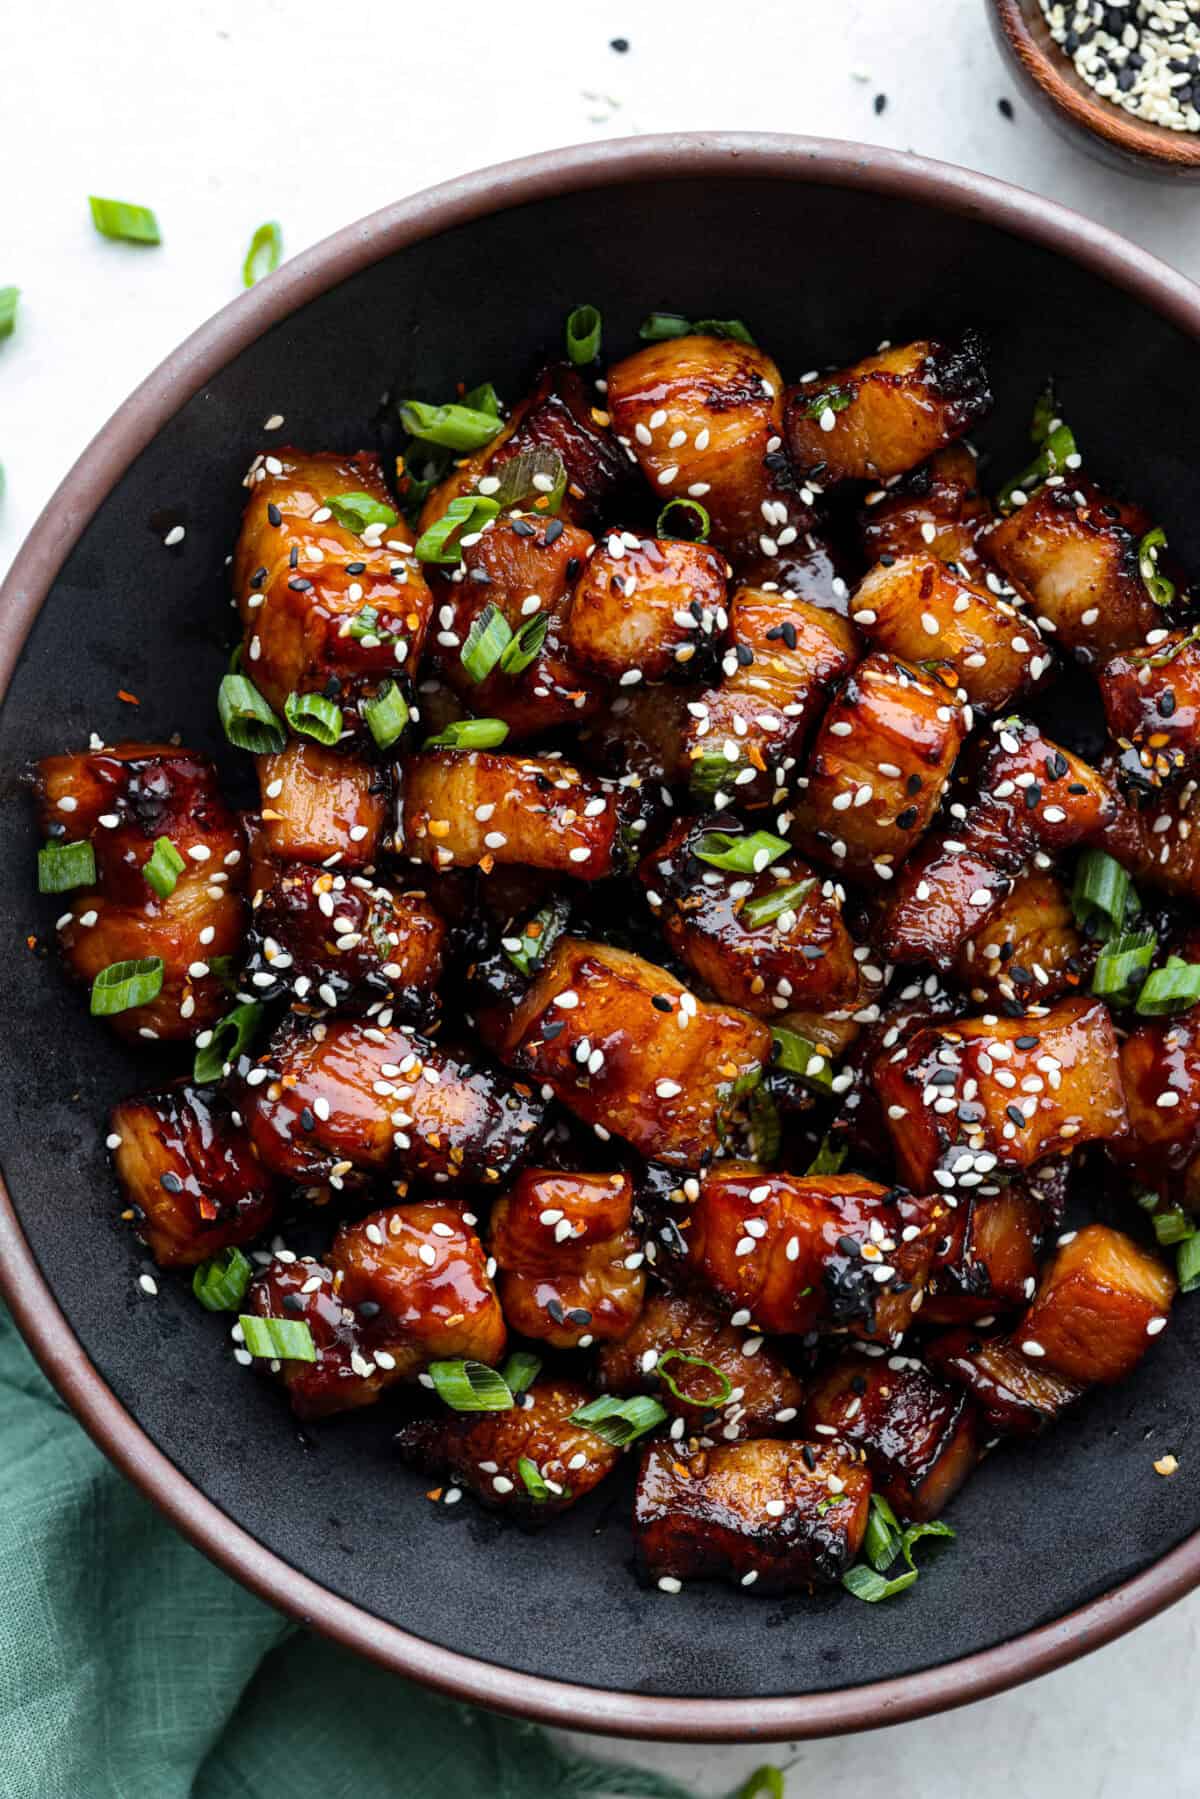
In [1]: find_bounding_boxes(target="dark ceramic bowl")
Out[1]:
[4,134,1200,1744]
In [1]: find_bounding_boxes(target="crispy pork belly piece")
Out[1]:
[921,1185,1044,1324]
[789,653,967,881]
[399,749,629,879]
[243,833,446,1019]
[851,553,1050,712]
[244,1015,543,1189]
[784,334,991,486]
[595,1290,804,1440]
[1100,764,1200,903]
[578,681,693,785]
[681,588,859,803]
[433,510,603,738]
[982,479,1161,662]
[640,816,860,1017]
[35,743,246,1040]
[1118,1009,1200,1204]
[497,938,769,1166]
[109,1084,276,1268]
[875,997,1128,1197]
[1018,1223,1174,1385]
[681,1164,947,1342]
[858,444,992,572]
[634,1438,871,1593]
[245,1202,504,1419]
[233,448,431,713]
[257,742,387,867]
[925,1329,1083,1437]
[566,532,728,682]
[1100,629,1200,782]
[954,868,1091,1006]
[879,720,1115,968]
[488,1169,645,1349]
[732,520,855,617]
[605,334,814,562]
[804,1353,979,1522]
[395,1377,621,1517]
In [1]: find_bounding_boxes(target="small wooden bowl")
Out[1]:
[988,0,1200,179]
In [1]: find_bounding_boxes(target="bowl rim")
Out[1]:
[4,129,1200,1743]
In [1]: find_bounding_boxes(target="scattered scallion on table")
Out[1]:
[88,196,161,245]
[242,220,282,288]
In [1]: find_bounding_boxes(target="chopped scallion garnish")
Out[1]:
[487,448,566,514]
[1139,526,1175,608]
[362,679,410,751]
[843,1497,955,1603]
[656,496,711,541]
[192,1247,254,1312]
[517,1456,552,1501]
[1178,1232,1200,1294]
[1152,1207,1194,1248]
[399,399,504,453]
[284,690,342,746]
[242,220,282,288]
[37,838,96,894]
[194,1001,263,1084]
[568,1394,666,1446]
[806,1136,848,1176]
[655,1350,733,1408]
[693,829,789,875]
[238,1314,317,1362]
[997,388,1078,513]
[427,1358,514,1411]
[142,836,185,899]
[497,612,548,676]
[1071,849,1131,939]
[0,286,18,340]
[413,494,499,565]
[461,381,502,417]
[90,957,164,1016]
[422,717,510,752]
[799,385,853,421]
[1092,927,1156,1001]
[1135,957,1200,1016]
[460,602,513,683]
[500,1351,541,1397]
[89,196,161,244]
[503,894,571,978]
[769,1025,834,1092]
[218,673,286,754]
[733,1768,785,1799]
[565,303,602,365]
[637,312,755,344]
[741,879,814,930]
[326,491,398,534]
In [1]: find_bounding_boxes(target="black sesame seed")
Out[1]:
[345,561,366,575]
[1160,690,1178,717]
[250,566,268,588]
[610,35,629,51]
[998,96,1015,120]
[907,773,923,794]
[896,805,919,830]
[651,994,673,1012]
[1015,1035,1039,1049]
[874,92,887,114]
[160,1171,183,1193]
[300,1107,315,1131]
[267,502,282,527]
[801,1444,817,1470]
[289,544,299,569]
[781,622,798,650]
[735,643,754,666]
[544,518,564,545]
[512,518,536,538]
[1006,1103,1027,1128]
[565,557,581,582]
[541,1019,566,1040]
[288,576,312,592]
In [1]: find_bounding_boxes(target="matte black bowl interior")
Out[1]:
[4,135,1200,1742]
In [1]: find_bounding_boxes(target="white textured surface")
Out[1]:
[5,0,1200,1790]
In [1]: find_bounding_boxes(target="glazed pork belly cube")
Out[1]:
[578,681,694,786]
[395,1377,621,1517]
[257,741,388,867]
[35,743,246,1040]
[496,937,769,1166]
[595,1290,804,1442]
[732,518,855,617]
[851,553,1050,712]
[487,1169,645,1349]
[784,334,991,485]
[1100,628,1200,782]
[566,532,729,682]
[789,653,967,882]
[682,1165,948,1342]
[874,997,1128,1198]
[681,588,859,804]
[639,816,860,1017]
[920,1185,1045,1325]
[804,1353,979,1522]
[399,749,629,879]
[433,510,604,739]
[925,1329,1083,1437]
[1100,764,1200,904]
[243,829,447,1019]
[982,478,1162,662]
[109,1084,277,1268]
[605,333,814,563]
[1017,1223,1174,1385]
[634,1438,871,1593]
[234,448,431,712]
[244,1015,544,1190]
[245,1201,505,1419]
[879,720,1115,969]
[1118,1008,1200,1205]
[858,444,992,573]
[954,868,1092,1007]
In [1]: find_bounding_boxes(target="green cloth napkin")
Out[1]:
[0,1305,712,1799]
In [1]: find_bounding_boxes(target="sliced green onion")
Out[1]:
[1136,957,1200,1017]
[192,1247,254,1312]
[656,497,711,542]
[747,1085,782,1166]
[844,1514,955,1603]
[1092,927,1156,1001]
[422,717,510,752]
[1152,1207,1194,1248]
[90,957,164,1016]
[769,1025,834,1092]
[733,1768,785,1799]
[142,835,185,899]
[693,317,754,343]
[655,1350,733,1408]
[0,286,18,340]
[326,490,399,534]
[89,196,161,244]
[497,613,548,676]
[693,829,790,875]
[638,311,692,342]
[1178,1233,1200,1294]
[568,1394,667,1446]
[362,679,410,751]
[688,748,744,798]
[414,494,499,565]
[462,381,502,417]
[817,1494,851,1515]
[218,673,286,754]
[37,839,96,893]
[862,1492,903,1572]
[427,1359,513,1412]
[1136,624,1200,669]
[344,605,401,646]
[565,303,602,365]
[807,1136,848,1176]
[284,690,343,746]
[741,879,814,930]
[237,1315,317,1362]
[997,420,1078,514]
[501,1351,542,1397]
[843,1562,918,1603]
[1139,526,1176,608]
[242,220,282,288]
[1072,849,1131,938]
[517,1456,553,1501]
[194,1002,263,1084]
[460,603,513,683]
[399,399,504,453]
[487,448,566,514]
[398,441,453,518]
[799,385,853,421]
[1030,383,1058,446]
[503,895,571,978]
